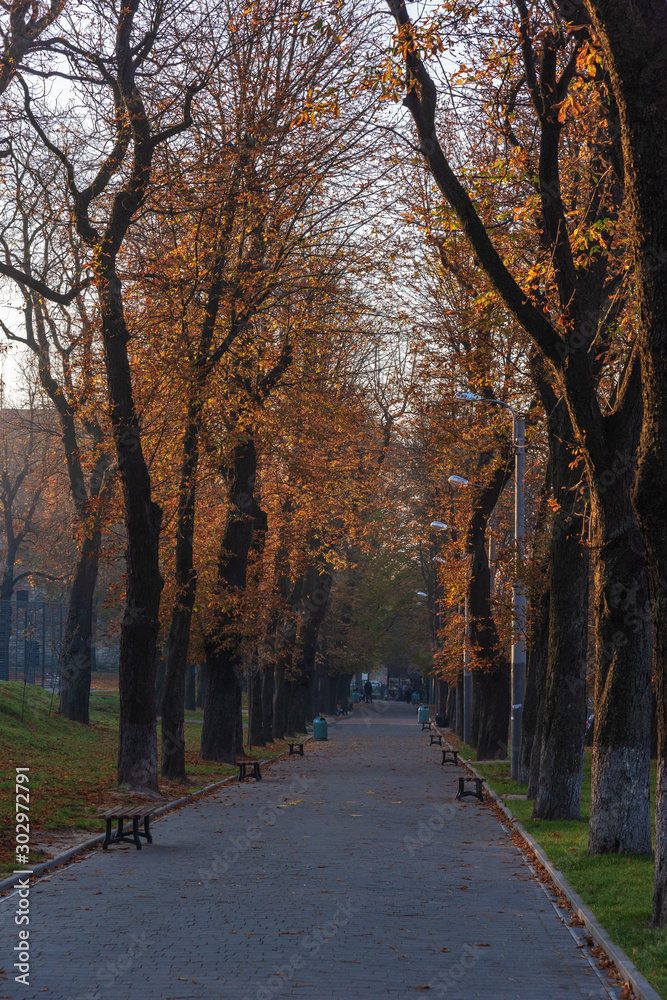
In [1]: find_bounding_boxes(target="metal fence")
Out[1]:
[0,600,64,686]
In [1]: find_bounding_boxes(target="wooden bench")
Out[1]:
[288,742,304,756]
[237,760,262,781]
[429,733,443,746]
[456,776,484,801]
[101,805,154,851]
[441,748,459,765]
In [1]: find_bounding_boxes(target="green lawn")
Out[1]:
[446,734,667,997]
[0,682,306,876]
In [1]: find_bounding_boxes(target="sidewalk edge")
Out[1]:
[459,754,662,1000]
[0,736,313,895]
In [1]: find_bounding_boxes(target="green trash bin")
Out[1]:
[418,704,429,724]
[313,716,328,740]
[411,690,420,705]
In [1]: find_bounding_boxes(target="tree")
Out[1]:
[0,137,114,724]
[384,0,650,852]
[0,0,209,789]
[0,1,65,98]
[571,0,667,925]
[113,0,380,776]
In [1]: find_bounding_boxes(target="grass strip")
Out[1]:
[0,681,306,875]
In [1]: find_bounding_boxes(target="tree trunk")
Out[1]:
[161,403,201,780]
[446,684,457,729]
[437,680,448,718]
[200,648,242,762]
[588,485,652,854]
[273,657,286,740]
[201,436,263,762]
[261,661,274,741]
[160,601,194,780]
[154,649,165,713]
[292,562,332,730]
[534,401,590,819]
[470,667,480,751]
[283,678,296,736]
[534,530,588,817]
[196,662,206,709]
[58,531,101,725]
[184,664,196,712]
[474,663,510,760]
[456,673,464,739]
[249,664,265,746]
[523,584,549,796]
[465,458,514,762]
[98,264,163,791]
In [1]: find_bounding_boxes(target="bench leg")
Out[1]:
[299,745,304,756]
[238,764,246,781]
[132,816,142,850]
[254,762,262,781]
[144,815,152,844]
[102,818,112,850]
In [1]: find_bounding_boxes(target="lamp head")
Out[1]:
[448,475,469,486]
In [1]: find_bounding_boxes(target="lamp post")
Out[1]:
[453,392,526,780]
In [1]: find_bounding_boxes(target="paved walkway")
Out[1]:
[1,702,614,1000]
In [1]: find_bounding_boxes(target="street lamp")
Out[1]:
[453,391,526,780]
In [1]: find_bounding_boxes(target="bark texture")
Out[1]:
[523,583,549,797]
[588,471,652,853]
[464,447,513,761]
[161,402,201,780]
[291,561,332,730]
[201,436,262,763]
[579,0,667,921]
[534,398,589,819]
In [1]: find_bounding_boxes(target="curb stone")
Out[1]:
[445,741,662,1000]
[0,735,313,895]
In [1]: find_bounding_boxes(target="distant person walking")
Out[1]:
[405,686,412,704]
[363,680,373,703]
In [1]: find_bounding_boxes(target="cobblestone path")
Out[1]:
[1,701,615,999]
